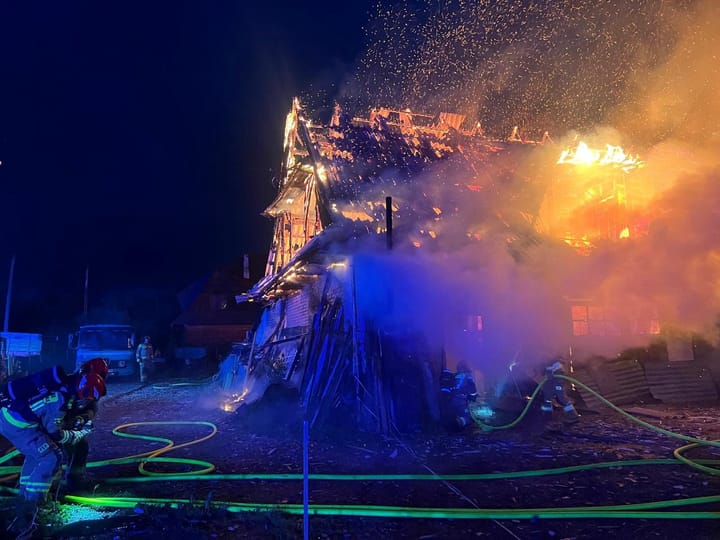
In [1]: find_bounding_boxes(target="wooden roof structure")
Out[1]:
[242,99,549,303]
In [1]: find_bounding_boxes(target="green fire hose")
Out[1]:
[0,376,718,521]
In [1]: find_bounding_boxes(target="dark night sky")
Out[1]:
[0,2,370,332]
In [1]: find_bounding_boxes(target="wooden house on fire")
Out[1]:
[229,99,712,432]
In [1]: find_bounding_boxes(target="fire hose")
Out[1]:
[150,377,214,391]
[470,374,720,476]
[0,378,718,522]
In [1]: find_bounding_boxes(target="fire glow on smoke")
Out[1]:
[263,1,720,378]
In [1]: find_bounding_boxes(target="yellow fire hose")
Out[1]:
[0,377,717,524]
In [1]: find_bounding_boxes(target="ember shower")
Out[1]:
[340,0,720,336]
[231,0,720,429]
[345,0,699,139]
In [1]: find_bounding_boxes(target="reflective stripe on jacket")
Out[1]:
[1,406,38,428]
[1,390,73,443]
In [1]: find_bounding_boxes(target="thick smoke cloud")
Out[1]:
[586,0,720,337]
[340,149,574,377]
[330,0,720,374]
[611,0,720,147]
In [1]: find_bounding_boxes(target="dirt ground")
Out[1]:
[1,375,719,540]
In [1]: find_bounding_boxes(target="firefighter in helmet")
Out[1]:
[540,356,580,423]
[61,358,109,493]
[440,362,478,430]
[136,336,154,383]
[0,365,106,539]
[453,362,478,428]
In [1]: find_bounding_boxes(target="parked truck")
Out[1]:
[70,324,136,378]
[0,331,43,379]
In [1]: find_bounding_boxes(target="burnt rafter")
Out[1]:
[254,98,552,301]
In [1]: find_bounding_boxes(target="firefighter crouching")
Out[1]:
[540,357,580,423]
[62,358,109,492]
[440,362,478,431]
[0,363,107,539]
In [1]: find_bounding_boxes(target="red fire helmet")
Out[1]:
[76,372,107,400]
[80,357,109,380]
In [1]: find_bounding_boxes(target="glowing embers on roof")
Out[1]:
[557,142,644,173]
[340,205,375,222]
[282,99,301,175]
[340,197,397,224]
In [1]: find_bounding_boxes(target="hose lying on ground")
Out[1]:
[0,378,718,522]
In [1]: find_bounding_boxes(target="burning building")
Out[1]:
[227,99,717,432]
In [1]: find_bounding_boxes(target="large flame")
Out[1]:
[536,141,649,254]
[557,142,644,173]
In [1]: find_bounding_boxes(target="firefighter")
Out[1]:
[61,358,109,492]
[540,357,580,423]
[0,367,106,539]
[453,362,478,428]
[439,363,478,430]
[136,335,154,383]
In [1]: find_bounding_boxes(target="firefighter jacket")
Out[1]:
[1,389,77,445]
[136,343,154,362]
[454,371,478,402]
[0,387,91,503]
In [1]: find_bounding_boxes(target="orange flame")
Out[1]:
[557,142,644,173]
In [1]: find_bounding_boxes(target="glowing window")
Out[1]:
[573,304,623,336]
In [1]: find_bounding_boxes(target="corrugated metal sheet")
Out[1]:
[286,290,311,328]
[572,359,652,411]
[705,354,720,387]
[570,367,605,411]
[644,361,719,402]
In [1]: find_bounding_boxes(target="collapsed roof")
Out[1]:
[243,99,552,303]
[228,100,657,431]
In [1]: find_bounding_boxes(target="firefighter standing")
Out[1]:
[540,358,580,423]
[136,336,154,383]
[0,367,106,539]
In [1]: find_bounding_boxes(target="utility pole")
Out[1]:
[3,255,15,333]
[83,265,89,320]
